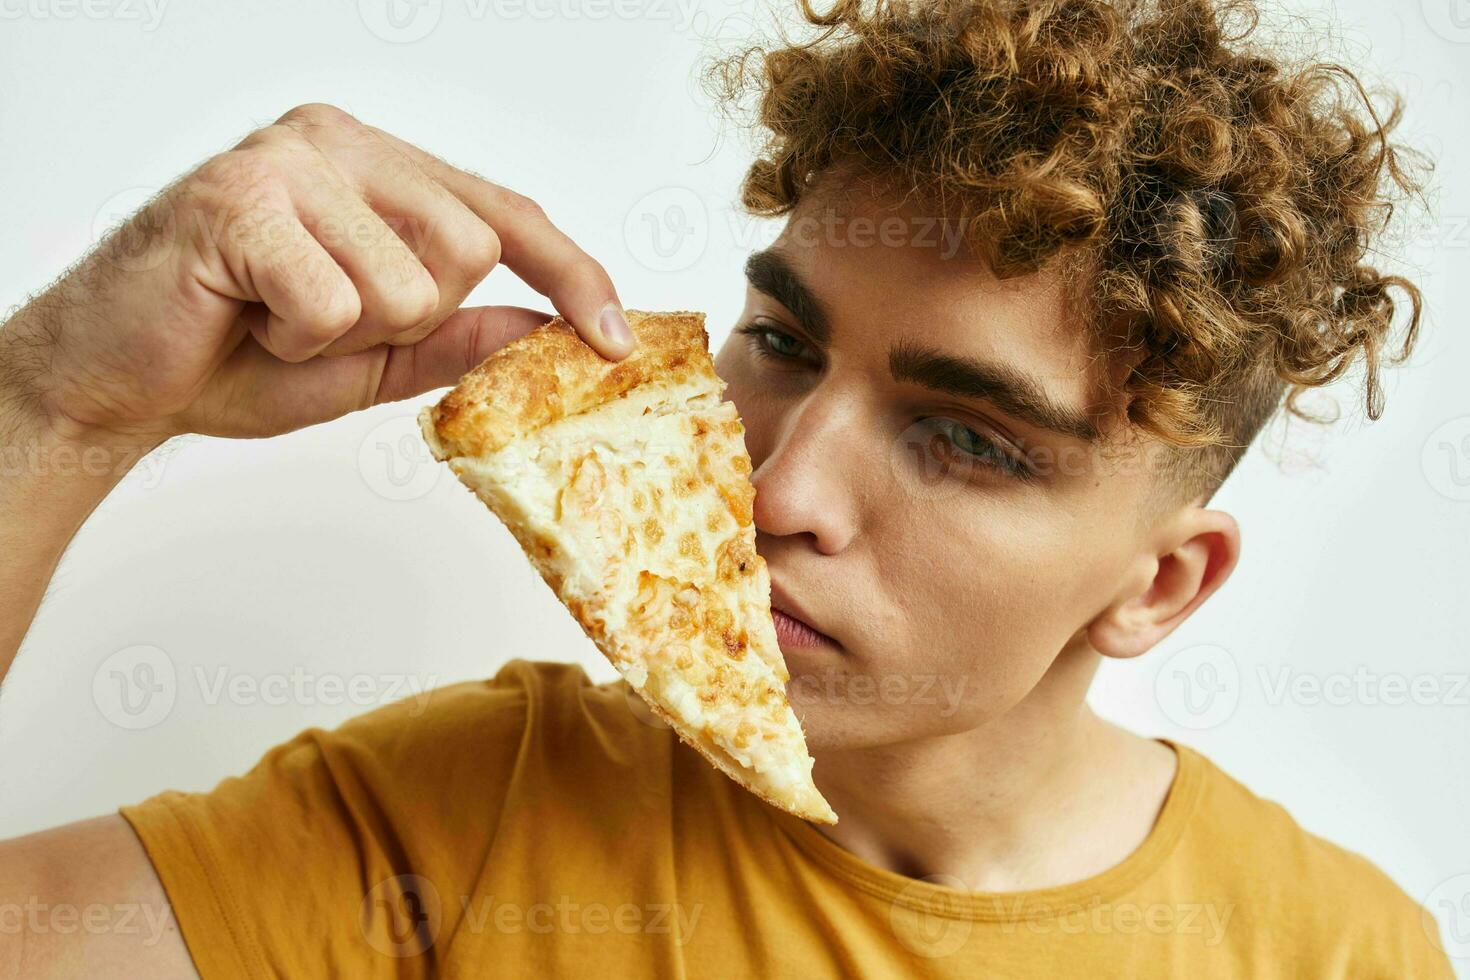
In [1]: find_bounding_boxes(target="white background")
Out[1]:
[0,0,1467,971]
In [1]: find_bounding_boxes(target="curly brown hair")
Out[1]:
[709,0,1427,496]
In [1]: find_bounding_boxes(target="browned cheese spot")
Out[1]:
[633,570,661,616]
[733,720,756,749]
[673,466,701,498]
[678,531,705,564]
[698,665,728,705]
[720,480,755,526]
[715,538,757,584]
[722,628,748,660]
[529,531,558,562]
[641,517,664,545]
[704,604,734,636]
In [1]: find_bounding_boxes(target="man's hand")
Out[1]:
[0,106,639,979]
[0,102,635,674]
[0,101,634,450]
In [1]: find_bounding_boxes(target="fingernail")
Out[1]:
[599,303,634,351]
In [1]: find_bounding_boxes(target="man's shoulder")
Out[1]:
[1175,744,1448,973]
[331,657,665,774]
[1183,745,1414,897]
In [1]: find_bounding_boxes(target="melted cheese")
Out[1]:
[431,375,835,823]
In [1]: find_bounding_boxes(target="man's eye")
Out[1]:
[763,330,805,357]
[919,418,1032,481]
[737,323,812,363]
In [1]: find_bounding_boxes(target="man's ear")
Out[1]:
[1087,508,1241,660]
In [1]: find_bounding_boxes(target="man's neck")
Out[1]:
[808,653,1178,892]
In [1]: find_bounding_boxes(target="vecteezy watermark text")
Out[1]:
[788,670,969,718]
[357,0,703,44]
[193,665,439,714]
[457,895,701,939]
[359,874,702,958]
[0,0,167,30]
[93,644,440,730]
[992,899,1235,945]
[0,898,175,947]
[1258,665,1469,708]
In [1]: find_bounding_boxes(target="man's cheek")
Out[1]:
[710,366,772,460]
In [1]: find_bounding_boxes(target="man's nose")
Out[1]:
[750,391,863,556]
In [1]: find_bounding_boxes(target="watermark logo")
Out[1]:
[888,421,978,502]
[0,899,176,946]
[622,679,672,731]
[780,209,967,258]
[1382,213,1470,253]
[888,874,973,958]
[92,650,439,729]
[622,187,709,273]
[192,665,439,716]
[992,898,1235,945]
[120,433,198,490]
[457,895,700,938]
[92,185,176,274]
[0,0,168,30]
[1423,873,1470,960]
[357,0,703,43]
[358,0,442,42]
[1422,416,1470,502]
[92,645,177,730]
[1258,665,1468,708]
[788,669,969,718]
[0,435,193,487]
[361,874,443,957]
[1422,0,1470,43]
[359,414,442,501]
[623,192,974,278]
[1154,644,1239,730]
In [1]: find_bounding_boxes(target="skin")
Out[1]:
[715,185,1239,888]
[0,111,1239,975]
[0,103,633,978]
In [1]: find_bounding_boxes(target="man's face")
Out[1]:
[714,190,1169,751]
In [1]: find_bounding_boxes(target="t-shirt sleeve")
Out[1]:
[1407,905,1460,980]
[119,660,565,979]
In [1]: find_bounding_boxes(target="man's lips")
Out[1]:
[772,608,837,649]
[768,581,841,651]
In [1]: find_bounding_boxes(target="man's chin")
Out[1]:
[786,703,888,754]
[784,666,870,753]
[781,650,852,715]
[784,659,983,753]
[778,637,841,668]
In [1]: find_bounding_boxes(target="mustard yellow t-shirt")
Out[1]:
[121,660,1453,978]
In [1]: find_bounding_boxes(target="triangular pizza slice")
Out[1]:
[420,310,836,824]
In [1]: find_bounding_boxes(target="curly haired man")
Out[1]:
[0,0,1452,975]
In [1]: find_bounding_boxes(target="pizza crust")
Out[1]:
[425,312,716,458]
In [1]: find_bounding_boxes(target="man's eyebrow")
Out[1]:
[743,249,831,344]
[889,340,1100,442]
[744,248,1098,440]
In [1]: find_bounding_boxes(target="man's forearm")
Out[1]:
[0,318,162,681]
